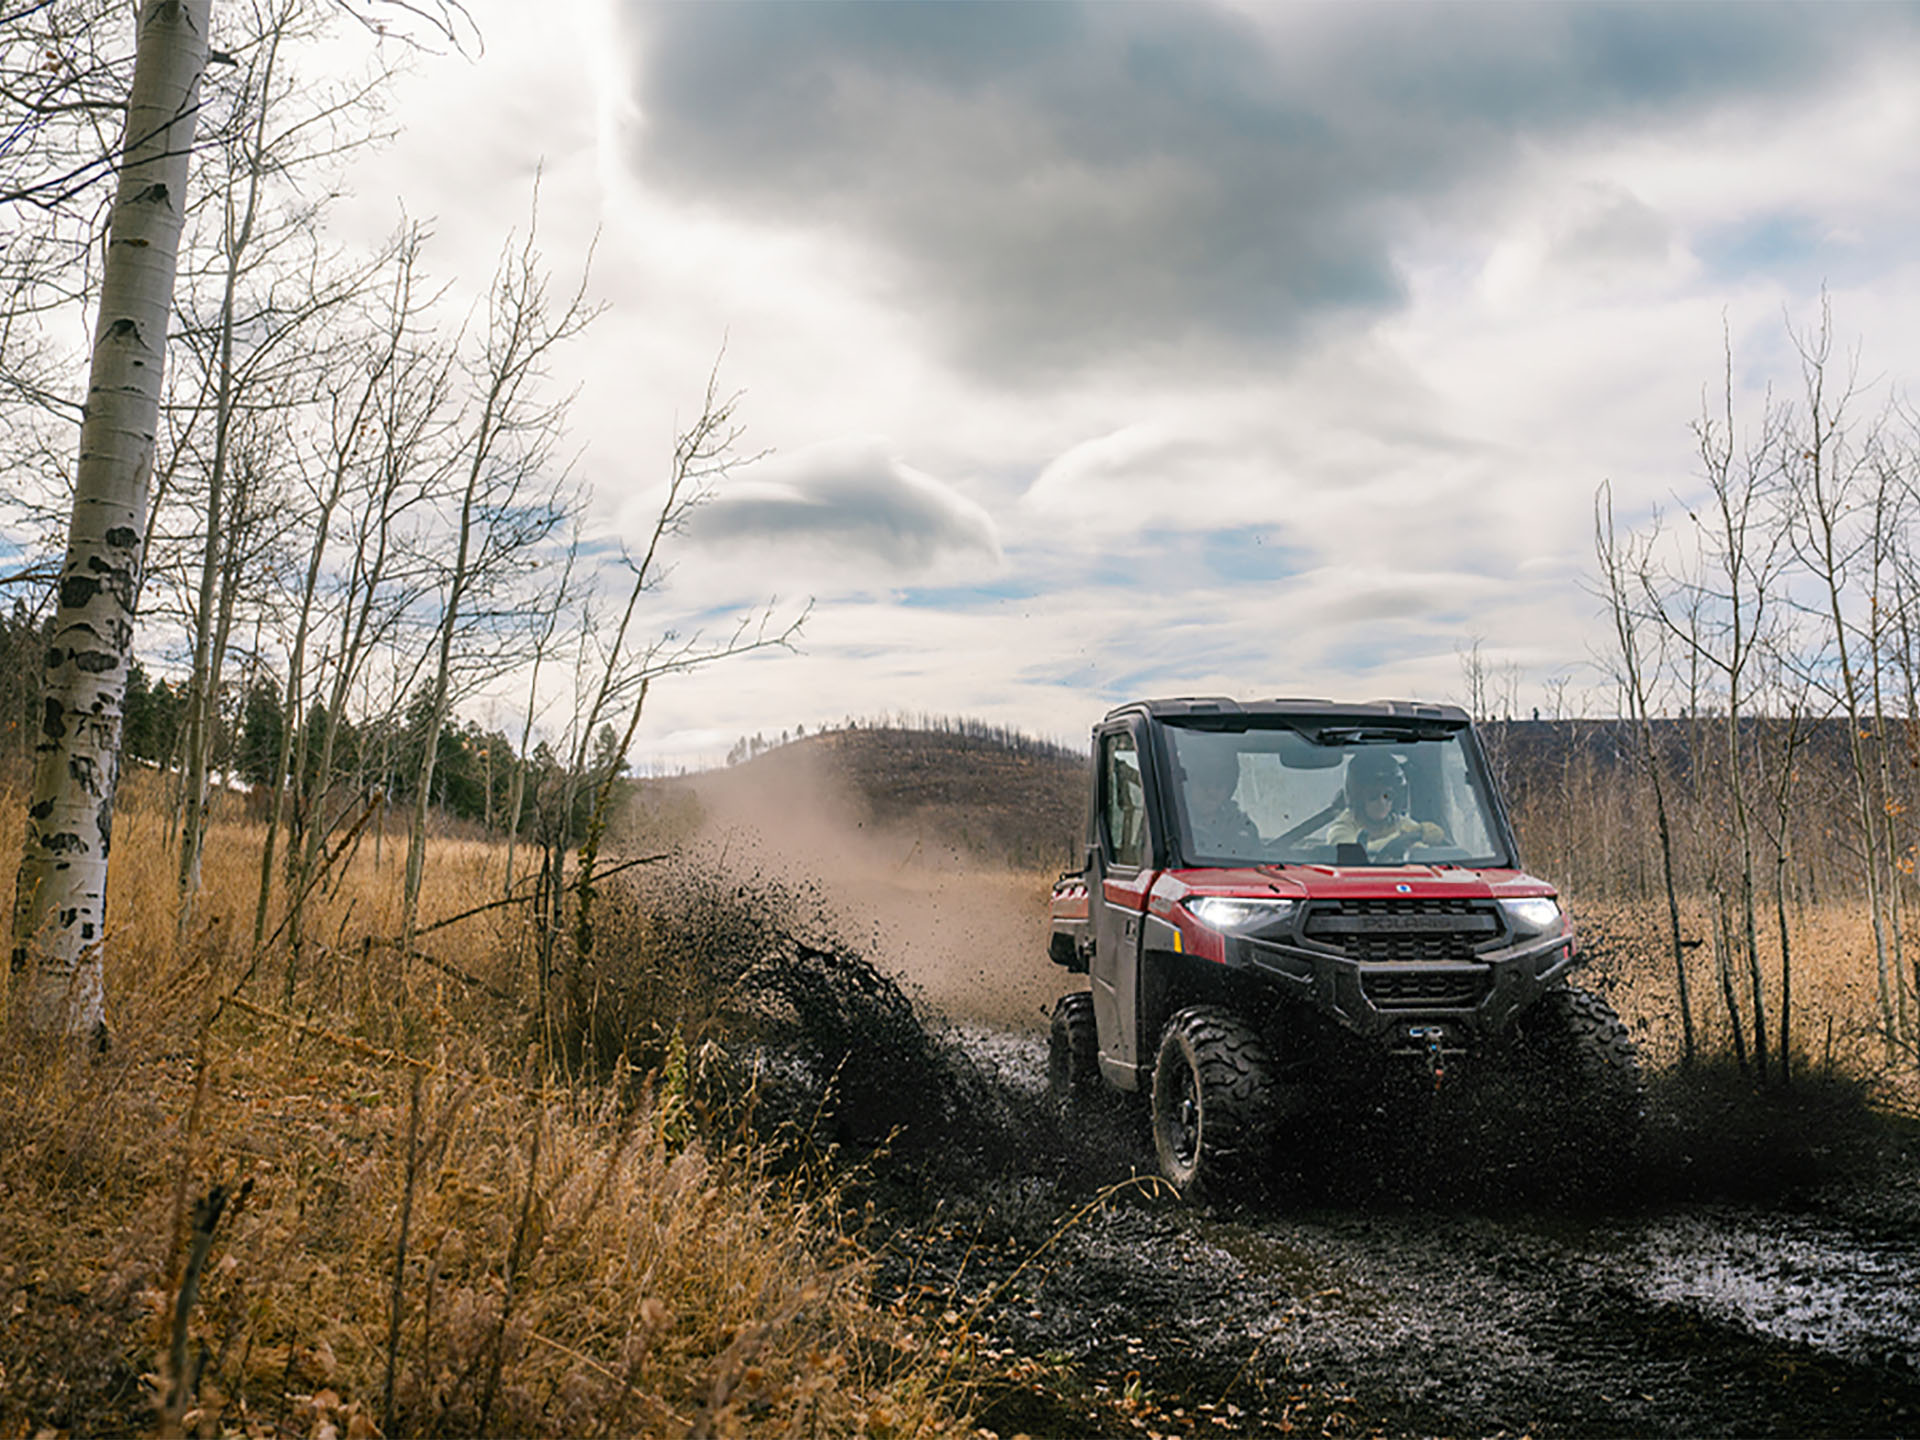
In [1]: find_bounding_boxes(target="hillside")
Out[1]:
[682,723,1088,872]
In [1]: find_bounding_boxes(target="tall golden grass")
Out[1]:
[1572,890,1913,1098]
[0,774,960,1437]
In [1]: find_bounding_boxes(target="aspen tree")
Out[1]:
[1784,307,1905,1057]
[10,0,212,1039]
[1595,484,1695,1063]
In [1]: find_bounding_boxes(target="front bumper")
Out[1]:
[1221,926,1576,1051]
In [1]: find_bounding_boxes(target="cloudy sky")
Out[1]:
[328,0,1920,765]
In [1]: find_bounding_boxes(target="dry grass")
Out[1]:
[0,775,962,1438]
[1571,892,1896,1079]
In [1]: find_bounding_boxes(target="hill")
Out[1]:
[680,723,1088,872]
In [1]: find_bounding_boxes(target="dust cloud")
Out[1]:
[661,744,1071,1034]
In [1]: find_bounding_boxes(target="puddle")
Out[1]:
[1636,1208,1920,1374]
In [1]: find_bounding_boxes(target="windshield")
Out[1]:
[1163,722,1510,868]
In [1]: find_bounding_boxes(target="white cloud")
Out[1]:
[687,439,1002,580]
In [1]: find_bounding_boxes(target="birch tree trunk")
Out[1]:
[9,0,211,1040]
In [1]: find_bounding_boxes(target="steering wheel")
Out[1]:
[1372,827,1451,864]
[1372,832,1418,863]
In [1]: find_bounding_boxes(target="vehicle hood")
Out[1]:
[1157,864,1554,903]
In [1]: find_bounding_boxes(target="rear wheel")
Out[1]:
[1151,1006,1275,1200]
[1048,991,1100,1117]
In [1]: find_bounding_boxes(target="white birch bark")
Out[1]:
[9,0,211,1039]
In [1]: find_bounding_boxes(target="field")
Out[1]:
[0,772,965,1438]
[5,725,1919,1437]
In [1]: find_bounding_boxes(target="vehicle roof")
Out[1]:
[1101,696,1473,726]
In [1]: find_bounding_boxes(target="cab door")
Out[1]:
[1088,720,1157,1086]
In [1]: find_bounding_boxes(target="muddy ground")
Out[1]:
[672,766,1920,1437]
[857,1024,1920,1439]
[719,912,1920,1438]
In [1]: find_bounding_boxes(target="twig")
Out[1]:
[383,1068,425,1435]
[164,1180,252,1426]
[371,848,670,951]
[359,939,514,1002]
[579,850,675,887]
[163,1042,213,1314]
[413,888,537,937]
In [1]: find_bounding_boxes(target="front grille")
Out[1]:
[1362,969,1489,1009]
[1301,898,1502,962]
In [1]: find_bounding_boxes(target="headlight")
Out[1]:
[1185,897,1298,933]
[1498,897,1563,938]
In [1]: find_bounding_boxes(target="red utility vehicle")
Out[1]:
[1047,697,1642,1198]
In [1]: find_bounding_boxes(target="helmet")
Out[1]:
[1344,749,1406,815]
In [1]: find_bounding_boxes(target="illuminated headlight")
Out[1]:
[1184,897,1299,933]
[1499,897,1563,938]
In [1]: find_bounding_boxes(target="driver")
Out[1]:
[1181,745,1262,856]
[1327,749,1447,855]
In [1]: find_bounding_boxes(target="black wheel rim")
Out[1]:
[1170,1063,1200,1169]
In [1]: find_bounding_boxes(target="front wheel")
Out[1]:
[1511,983,1645,1181]
[1151,1006,1275,1200]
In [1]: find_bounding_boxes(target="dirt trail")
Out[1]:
[879,1026,1920,1438]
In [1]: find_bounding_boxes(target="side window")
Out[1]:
[1438,740,1498,858]
[1101,731,1147,869]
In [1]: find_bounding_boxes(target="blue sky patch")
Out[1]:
[897,577,1043,609]
[1697,213,1827,280]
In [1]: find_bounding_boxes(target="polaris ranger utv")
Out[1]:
[1047,697,1642,1199]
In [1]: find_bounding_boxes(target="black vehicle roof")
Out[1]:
[1102,696,1472,727]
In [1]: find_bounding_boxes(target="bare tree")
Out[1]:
[247,220,420,949]
[162,0,396,925]
[1780,302,1907,1058]
[281,240,451,986]
[0,0,133,402]
[1595,483,1695,1063]
[10,0,211,1040]
[532,364,805,1062]
[1688,335,1790,1082]
[398,193,592,949]
[501,524,579,900]
[1754,669,1813,1087]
